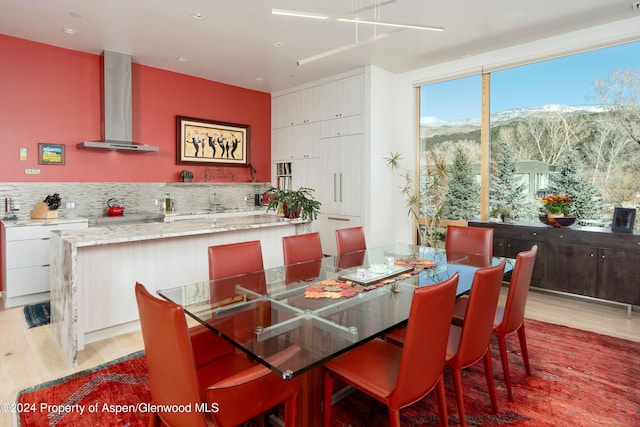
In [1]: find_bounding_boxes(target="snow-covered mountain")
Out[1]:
[421,104,611,128]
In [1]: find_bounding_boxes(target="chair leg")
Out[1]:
[284,393,298,427]
[517,323,531,376]
[388,408,401,427]
[434,376,449,427]
[451,368,467,427]
[483,351,498,414]
[322,371,334,427]
[497,332,514,402]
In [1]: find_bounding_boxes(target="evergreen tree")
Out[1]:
[547,151,604,220]
[444,146,479,219]
[489,143,529,220]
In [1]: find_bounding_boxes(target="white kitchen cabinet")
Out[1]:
[272,122,320,161]
[320,115,364,139]
[318,214,362,256]
[272,87,318,129]
[271,69,366,256]
[317,73,364,121]
[1,219,88,308]
[319,133,363,217]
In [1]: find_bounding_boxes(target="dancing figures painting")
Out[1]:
[176,116,249,166]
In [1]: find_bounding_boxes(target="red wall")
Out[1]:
[0,34,271,182]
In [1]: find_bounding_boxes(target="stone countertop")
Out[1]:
[53,213,307,247]
[1,216,89,228]
[162,206,267,219]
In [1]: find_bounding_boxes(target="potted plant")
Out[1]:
[490,206,512,223]
[263,186,321,221]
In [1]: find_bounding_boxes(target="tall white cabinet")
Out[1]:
[272,70,366,255]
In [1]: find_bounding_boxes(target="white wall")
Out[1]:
[384,15,640,244]
[365,65,413,247]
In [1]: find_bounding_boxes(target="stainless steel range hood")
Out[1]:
[78,51,159,152]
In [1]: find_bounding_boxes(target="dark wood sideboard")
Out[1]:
[469,221,640,307]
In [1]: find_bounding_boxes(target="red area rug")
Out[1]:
[15,319,640,426]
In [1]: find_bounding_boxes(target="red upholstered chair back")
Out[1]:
[285,259,323,284]
[208,240,264,280]
[391,273,458,408]
[496,245,538,335]
[336,250,366,269]
[335,226,366,255]
[282,232,323,265]
[451,259,506,369]
[445,225,494,257]
[135,282,209,427]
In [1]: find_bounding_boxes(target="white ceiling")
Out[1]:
[0,0,638,93]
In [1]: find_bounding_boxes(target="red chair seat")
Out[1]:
[325,338,401,399]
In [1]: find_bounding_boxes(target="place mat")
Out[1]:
[304,273,415,300]
[394,257,437,270]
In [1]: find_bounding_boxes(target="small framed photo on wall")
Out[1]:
[38,143,65,165]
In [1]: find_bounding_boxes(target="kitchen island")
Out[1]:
[50,214,310,366]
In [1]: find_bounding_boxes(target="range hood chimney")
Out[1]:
[78,51,159,152]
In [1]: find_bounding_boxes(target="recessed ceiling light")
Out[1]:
[191,12,207,20]
[62,28,77,35]
[176,57,188,62]
[273,42,285,48]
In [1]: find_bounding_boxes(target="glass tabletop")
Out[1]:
[158,243,513,379]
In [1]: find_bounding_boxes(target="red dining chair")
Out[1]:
[446,259,506,427]
[208,241,267,349]
[445,225,493,257]
[282,232,323,265]
[208,240,264,280]
[135,282,299,427]
[453,245,538,401]
[323,273,460,427]
[335,226,366,255]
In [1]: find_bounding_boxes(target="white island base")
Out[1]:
[50,214,310,366]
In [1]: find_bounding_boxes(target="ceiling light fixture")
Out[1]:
[176,57,188,62]
[191,12,207,20]
[271,9,329,20]
[62,28,77,35]
[337,17,444,31]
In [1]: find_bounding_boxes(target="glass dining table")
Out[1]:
[158,243,513,380]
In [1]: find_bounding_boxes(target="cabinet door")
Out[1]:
[318,74,364,121]
[320,115,364,139]
[271,128,288,161]
[546,243,597,297]
[272,89,314,128]
[597,248,640,305]
[319,134,362,216]
[292,157,320,192]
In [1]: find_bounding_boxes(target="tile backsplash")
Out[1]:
[0,182,271,220]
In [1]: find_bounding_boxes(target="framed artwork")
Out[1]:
[176,116,249,166]
[611,207,636,233]
[38,143,65,165]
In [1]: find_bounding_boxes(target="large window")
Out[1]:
[418,41,640,231]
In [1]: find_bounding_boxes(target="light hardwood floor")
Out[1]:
[1,287,638,426]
